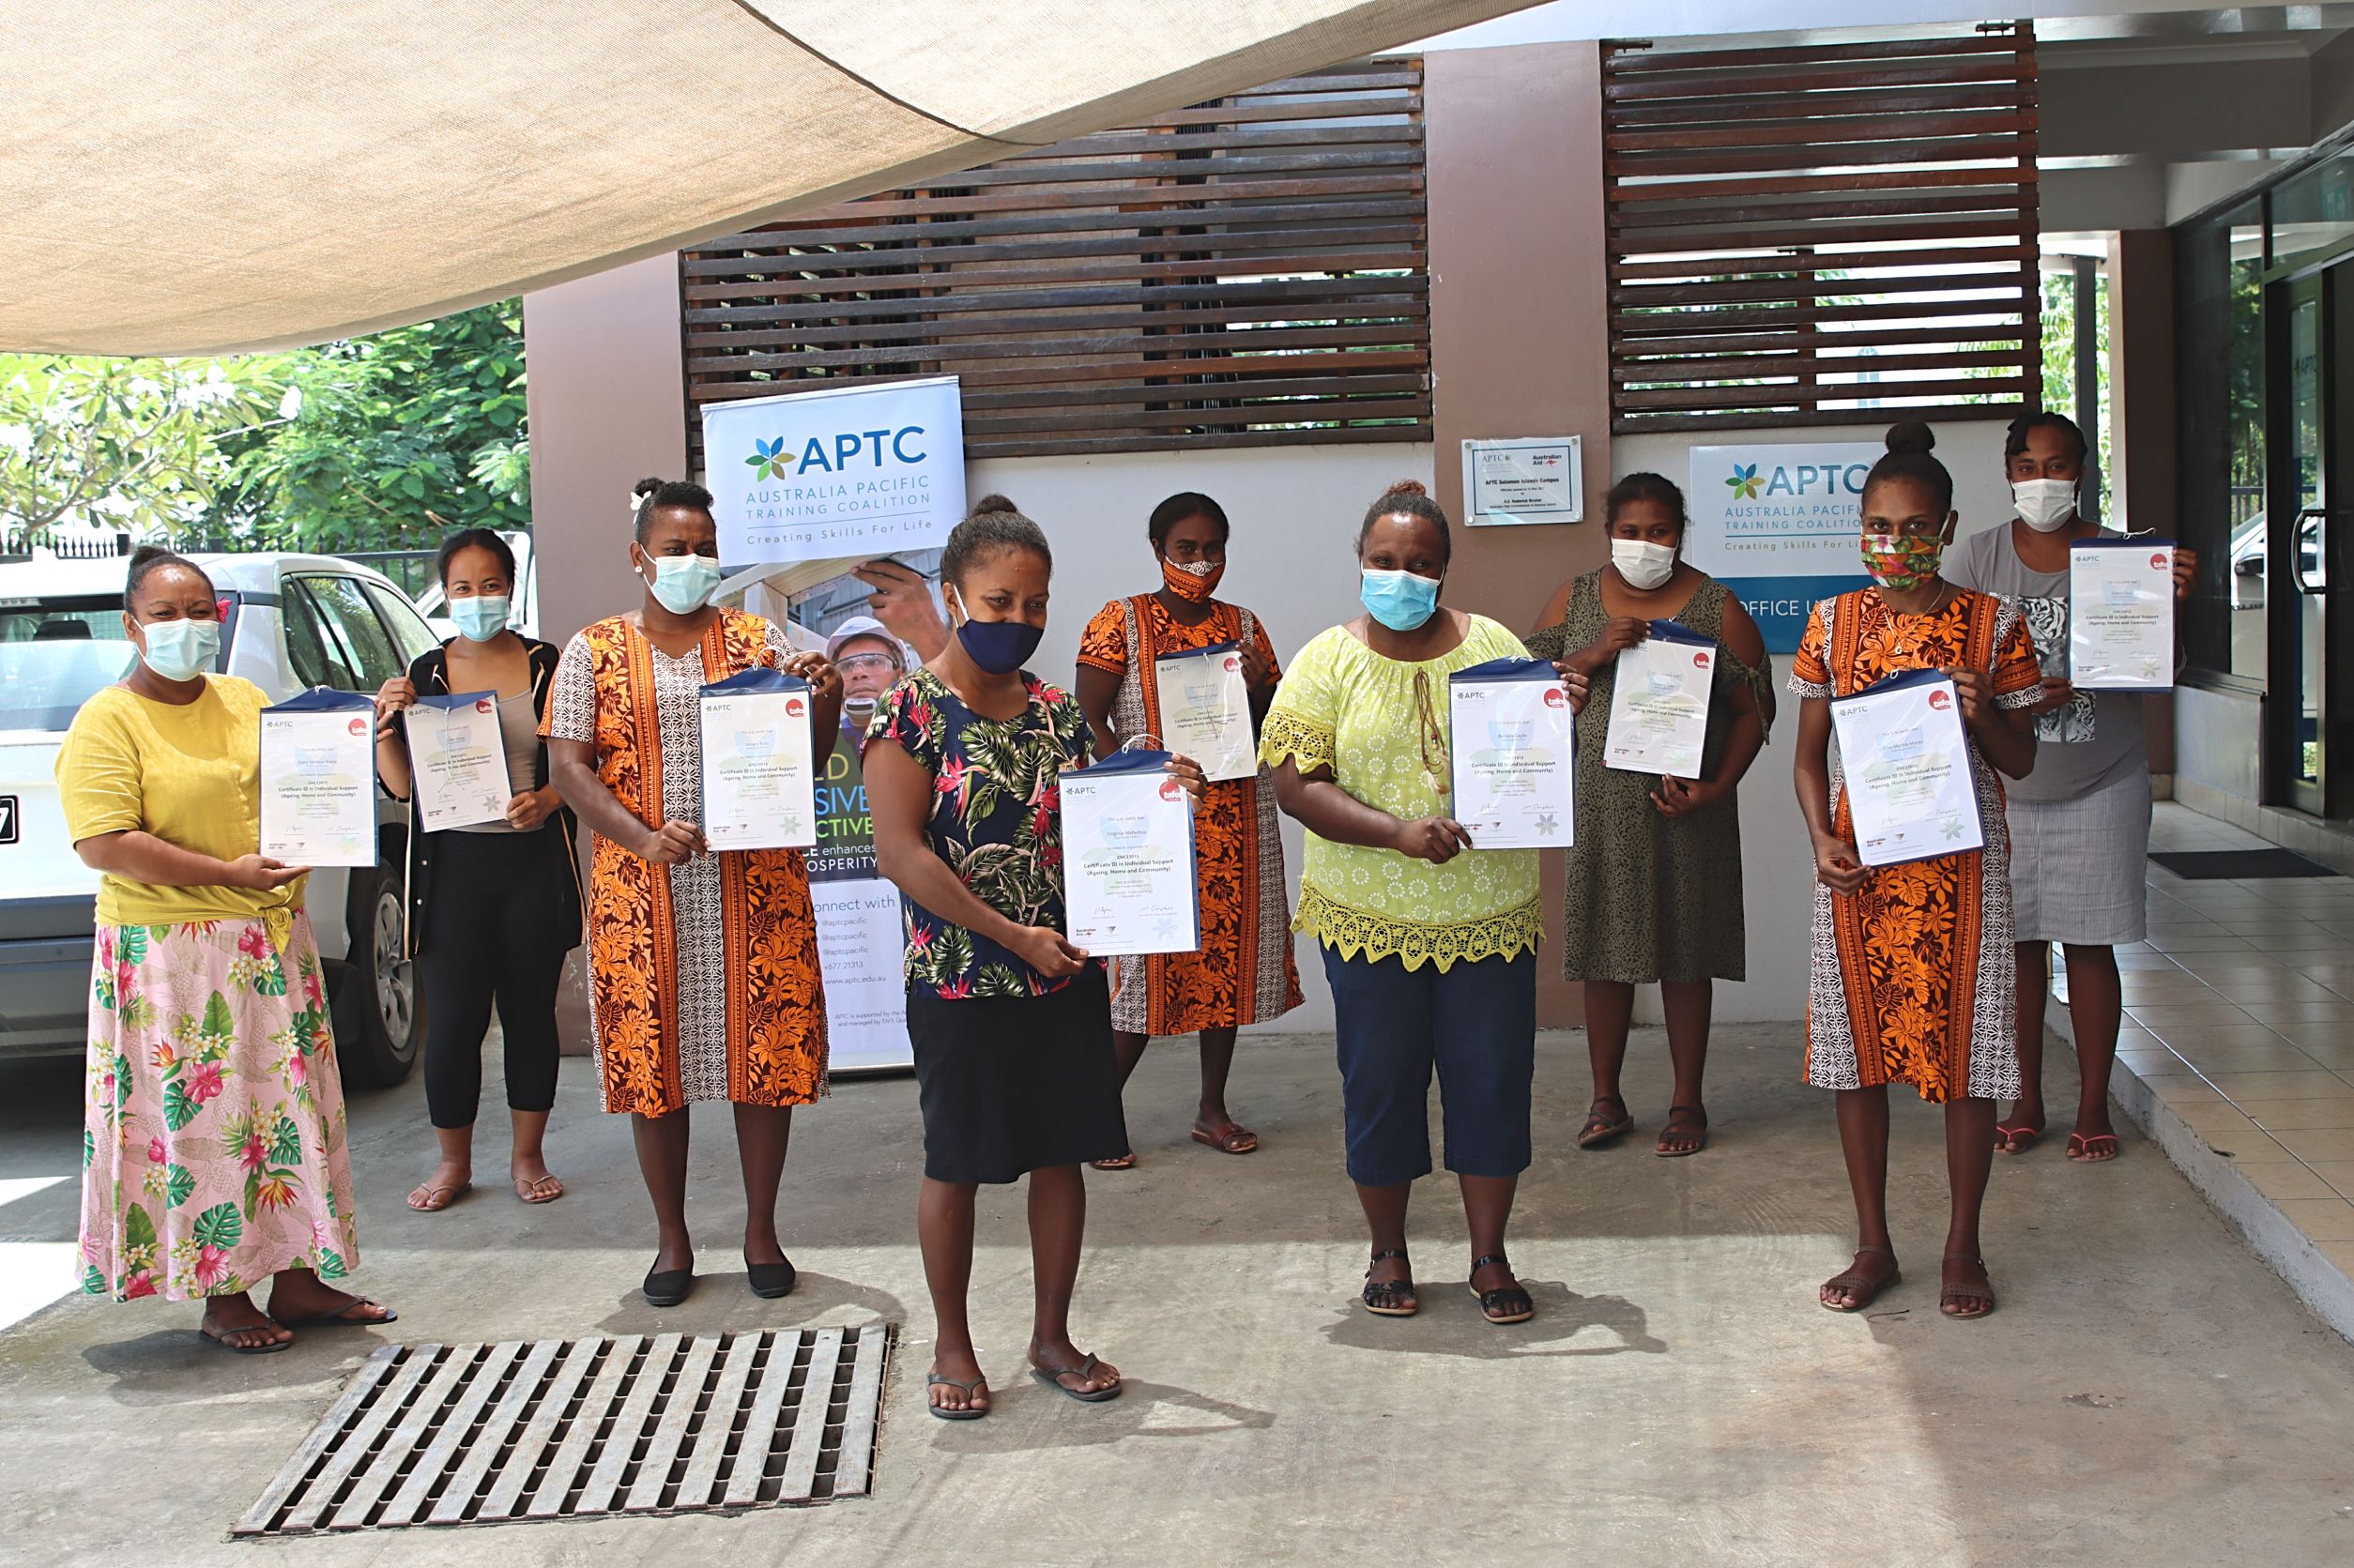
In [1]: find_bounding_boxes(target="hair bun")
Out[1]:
[1883,420,1936,456]
[126,543,176,570]
[632,476,665,499]
[970,493,1019,515]
[1383,478,1429,498]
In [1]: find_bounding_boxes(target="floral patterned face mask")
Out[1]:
[1861,531,1944,591]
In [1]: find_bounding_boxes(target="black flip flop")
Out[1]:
[273,1296,397,1329]
[744,1255,796,1300]
[643,1268,696,1308]
[200,1320,291,1355]
[926,1372,989,1421]
[1031,1353,1122,1403]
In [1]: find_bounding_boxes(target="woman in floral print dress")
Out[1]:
[58,547,391,1353]
[866,495,1202,1421]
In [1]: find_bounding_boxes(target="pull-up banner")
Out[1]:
[704,377,966,564]
[1686,442,1876,654]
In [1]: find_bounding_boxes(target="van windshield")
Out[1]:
[0,597,146,731]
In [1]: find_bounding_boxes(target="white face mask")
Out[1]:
[1610,538,1677,591]
[2012,478,2078,532]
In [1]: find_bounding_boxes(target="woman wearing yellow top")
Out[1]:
[1261,480,1588,1325]
[57,548,391,1354]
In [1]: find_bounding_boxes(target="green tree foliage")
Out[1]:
[0,356,273,540]
[0,301,527,556]
[208,301,529,554]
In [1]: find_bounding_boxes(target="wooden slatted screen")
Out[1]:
[680,62,1428,466]
[1603,26,2041,433]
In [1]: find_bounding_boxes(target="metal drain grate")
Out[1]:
[234,1324,891,1536]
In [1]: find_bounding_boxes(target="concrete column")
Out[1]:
[2109,229,2179,776]
[522,253,689,647]
[1426,41,1613,1028]
[520,253,688,1054]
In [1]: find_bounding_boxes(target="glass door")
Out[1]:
[2269,266,2354,817]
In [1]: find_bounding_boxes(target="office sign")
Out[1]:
[1686,441,1877,653]
[703,376,966,564]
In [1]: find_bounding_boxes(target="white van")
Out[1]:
[0,549,439,1085]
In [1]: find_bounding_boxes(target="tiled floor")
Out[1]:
[2063,802,2354,1290]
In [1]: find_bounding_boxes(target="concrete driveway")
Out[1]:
[3,1025,2352,1565]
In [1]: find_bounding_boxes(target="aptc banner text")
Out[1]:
[1685,442,1877,653]
[703,377,966,564]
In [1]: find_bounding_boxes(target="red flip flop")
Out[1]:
[2066,1132,2120,1163]
[1994,1121,2042,1155]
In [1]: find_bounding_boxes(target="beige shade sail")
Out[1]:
[3,1,1530,357]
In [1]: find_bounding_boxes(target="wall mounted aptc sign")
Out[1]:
[1462,436,1584,526]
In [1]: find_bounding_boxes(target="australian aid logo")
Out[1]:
[702,375,967,564]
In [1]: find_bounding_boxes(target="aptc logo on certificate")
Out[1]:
[696,666,818,851]
[2069,537,2176,692]
[1447,656,1575,850]
[259,688,378,866]
[1059,750,1200,957]
[1827,671,1983,868]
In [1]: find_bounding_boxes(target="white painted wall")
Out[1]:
[965,443,1438,1035]
[1610,420,2022,1024]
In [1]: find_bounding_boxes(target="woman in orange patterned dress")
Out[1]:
[1789,424,2041,1321]
[545,478,843,1309]
[1075,494,1302,1166]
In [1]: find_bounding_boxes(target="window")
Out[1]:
[362,581,440,666]
[2175,198,2267,679]
[280,580,345,690]
[680,62,1429,463]
[1602,28,2041,432]
[290,575,407,692]
[0,595,134,731]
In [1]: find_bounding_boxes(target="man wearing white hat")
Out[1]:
[827,615,910,735]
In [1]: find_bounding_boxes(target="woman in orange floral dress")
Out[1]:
[1076,494,1302,1166]
[1789,424,2041,1321]
[545,478,843,1309]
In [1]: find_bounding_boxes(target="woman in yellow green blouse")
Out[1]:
[1261,480,1588,1325]
[56,547,391,1353]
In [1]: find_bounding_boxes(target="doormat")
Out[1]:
[233,1323,890,1537]
[2148,849,2341,880]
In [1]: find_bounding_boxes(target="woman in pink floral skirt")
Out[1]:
[55,547,393,1352]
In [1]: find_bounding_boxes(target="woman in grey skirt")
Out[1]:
[1946,412,2196,1163]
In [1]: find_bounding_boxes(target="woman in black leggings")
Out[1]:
[374,529,583,1209]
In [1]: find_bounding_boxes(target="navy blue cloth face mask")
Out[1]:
[955,617,1044,675]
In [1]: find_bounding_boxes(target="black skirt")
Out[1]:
[905,966,1128,1183]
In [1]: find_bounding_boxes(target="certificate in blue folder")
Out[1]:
[1827,669,1983,868]
[1059,748,1200,956]
[697,665,817,851]
[1447,656,1575,850]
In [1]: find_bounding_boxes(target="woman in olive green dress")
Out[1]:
[1526,473,1773,1157]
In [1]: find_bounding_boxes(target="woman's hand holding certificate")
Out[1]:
[1153,644,1254,782]
[259,689,378,867]
[1827,670,1982,868]
[2069,539,2176,691]
[1060,748,1200,956]
[697,667,818,851]
[407,690,512,830]
[1603,619,1714,780]
[1447,656,1577,849]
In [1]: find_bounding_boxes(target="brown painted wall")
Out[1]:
[521,252,691,1053]
[523,253,690,647]
[1427,42,1613,1028]
[2110,229,2179,774]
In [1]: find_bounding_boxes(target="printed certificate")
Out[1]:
[406,690,512,830]
[2070,538,2175,691]
[1603,619,1715,778]
[259,689,377,866]
[1447,656,1575,850]
[1153,642,1255,783]
[1060,749,1200,956]
[697,667,817,851]
[1828,670,1983,868]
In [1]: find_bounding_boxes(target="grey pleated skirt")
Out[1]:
[2005,768,2153,947]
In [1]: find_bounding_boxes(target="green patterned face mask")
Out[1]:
[1861,531,1944,591]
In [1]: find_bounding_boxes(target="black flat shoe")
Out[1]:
[744,1255,796,1300]
[643,1266,696,1308]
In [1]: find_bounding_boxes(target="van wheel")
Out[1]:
[333,859,421,1087]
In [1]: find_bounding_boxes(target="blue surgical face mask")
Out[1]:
[1359,568,1441,632]
[642,553,721,615]
[136,617,221,682]
[955,617,1044,675]
[449,593,510,643]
